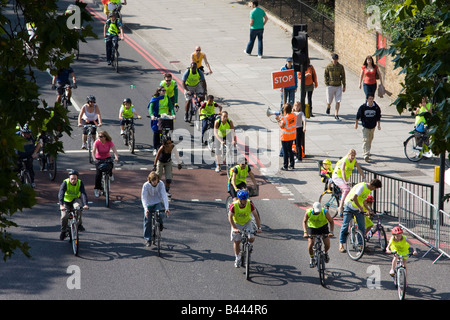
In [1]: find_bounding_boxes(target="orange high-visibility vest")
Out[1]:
[280,113,296,141]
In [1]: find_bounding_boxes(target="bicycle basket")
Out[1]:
[247,185,259,197]
[158,118,174,131]
[98,162,113,172]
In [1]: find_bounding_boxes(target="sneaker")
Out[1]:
[31,182,36,188]
[310,113,315,117]
[389,269,395,277]
[153,149,157,156]
[309,257,316,268]
[324,253,330,263]
[110,174,114,182]
[94,189,100,198]
[339,243,346,253]
[120,130,125,136]
[326,107,330,115]
[281,166,288,171]
[364,156,370,162]
[81,144,87,150]
[234,256,241,268]
[335,115,341,121]
[60,231,67,241]
[257,55,263,59]
[289,165,295,170]
[78,225,85,232]
[107,60,111,65]
[244,49,250,55]
[215,166,221,173]
[145,240,151,247]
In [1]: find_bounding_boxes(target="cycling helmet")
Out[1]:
[323,159,331,165]
[366,195,374,203]
[68,169,79,176]
[237,190,249,200]
[123,98,132,104]
[392,226,403,235]
[86,95,96,103]
[21,124,31,133]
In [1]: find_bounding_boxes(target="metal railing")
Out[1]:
[257,0,335,51]
[436,209,450,263]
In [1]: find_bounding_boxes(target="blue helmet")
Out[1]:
[237,190,249,200]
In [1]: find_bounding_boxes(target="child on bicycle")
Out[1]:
[386,226,417,277]
[320,159,333,192]
[199,95,222,144]
[119,98,141,136]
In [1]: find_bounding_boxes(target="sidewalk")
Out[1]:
[89,0,448,210]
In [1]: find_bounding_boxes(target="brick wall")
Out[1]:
[334,0,403,97]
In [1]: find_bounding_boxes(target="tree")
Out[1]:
[0,0,95,261]
[375,0,450,199]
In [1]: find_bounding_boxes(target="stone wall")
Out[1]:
[334,0,403,97]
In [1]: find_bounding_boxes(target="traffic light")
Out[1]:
[292,25,308,72]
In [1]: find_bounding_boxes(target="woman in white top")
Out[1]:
[141,171,170,247]
[78,95,103,149]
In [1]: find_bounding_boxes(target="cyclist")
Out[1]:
[159,73,179,111]
[51,67,77,105]
[182,62,207,122]
[414,96,432,133]
[199,95,222,145]
[148,86,176,153]
[78,95,103,149]
[386,226,417,277]
[107,0,127,15]
[338,178,382,253]
[331,148,365,216]
[153,136,182,197]
[119,98,141,137]
[104,12,124,66]
[302,202,334,267]
[58,170,89,240]
[191,45,213,75]
[320,158,333,191]
[213,111,236,173]
[228,156,258,202]
[141,171,170,247]
[16,124,41,188]
[228,190,262,268]
[92,131,119,198]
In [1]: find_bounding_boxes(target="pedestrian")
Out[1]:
[244,1,268,58]
[297,58,318,117]
[279,57,298,112]
[276,103,297,171]
[358,55,383,99]
[355,94,381,162]
[191,46,213,75]
[324,53,346,121]
[293,101,306,163]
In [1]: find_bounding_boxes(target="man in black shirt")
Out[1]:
[355,94,381,162]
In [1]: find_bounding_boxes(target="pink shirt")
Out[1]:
[94,139,115,159]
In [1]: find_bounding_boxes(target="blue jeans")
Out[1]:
[280,88,296,111]
[245,28,264,56]
[339,204,366,244]
[143,203,164,241]
[363,83,377,99]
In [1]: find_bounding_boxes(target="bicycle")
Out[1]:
[158,115,175,143]
[97,159,113,208]
[238,227,257,280]
[346,216,365,261]
[307,234,328,287]
[148,208,163,257]
[318,182,342,219]
[38,134,57,181]
[364,211,388,252]
[84,124,97,164]
[60,84,73,110]
[391,251,414,300]
[404,131,450,167]
[63,207,82,256]
[17,157,32,186]
[186,92,203,126]
[203,114,219,152]
[106,36,121,73]
[122,117,139,154]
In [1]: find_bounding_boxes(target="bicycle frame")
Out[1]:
[239,228,256,280]
[151,209,162,257]
[392,252,412,300]
[308,234,327,287]
[84,124,97,164]
[65,207,82,256]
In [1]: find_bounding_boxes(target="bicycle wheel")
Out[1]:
[155,217,161,257]
[225,196,233,214]
[87,135,93,164]
[115,49,119,73]
[103,173,110,208]
[206,129,215,152]
[319,192,339,218]
[23,171,32,186]
[187,100,193,123]
[245,243,251,280]
[47,154,57,181]
[397,267,407,300]
[129,128,135,154]
[375,227,387,252]
[346,227,365,261]
[317,253,326,287]
[404,135,423,162]
[70,219,79,256]
[38,152,45,171]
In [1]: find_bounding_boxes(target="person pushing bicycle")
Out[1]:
[303,202,334,267]
[58,170,89,240]
[228,190,262,268]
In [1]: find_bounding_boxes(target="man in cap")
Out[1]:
[324,53,346,121]
[280,56,298,112]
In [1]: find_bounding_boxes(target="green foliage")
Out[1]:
[0,0,96,261]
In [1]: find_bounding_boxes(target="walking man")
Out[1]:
[324,53,346,120]
[244,1,268,58]
[280,57,298,111]
[355,94,381,162]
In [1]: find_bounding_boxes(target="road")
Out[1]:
[1,0,449,304]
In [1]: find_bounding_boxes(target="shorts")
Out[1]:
[156,160,173,182]
[57,81,70,95]
[230,219,256,242]
[307,224,329,236]
[81,120,97,135]
[326,85,342,104]
[184,84,205,100]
